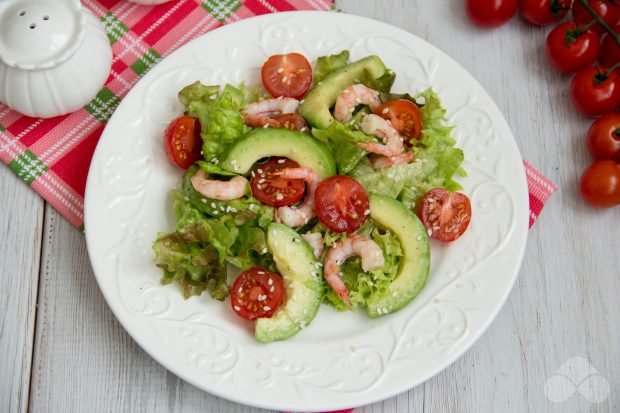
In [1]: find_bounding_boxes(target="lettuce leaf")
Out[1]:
[314,50,350,83]
[178,82,258,162]
[321,223,403,310]
[311,121,372,174]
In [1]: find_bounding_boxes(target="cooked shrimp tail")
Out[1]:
[334,84,382,123]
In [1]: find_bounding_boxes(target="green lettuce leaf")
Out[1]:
[314,50,350,83]
[322,223,403,310]
[311,122,372,174]
[178,82,258,162]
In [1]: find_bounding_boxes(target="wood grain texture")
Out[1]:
[1,1,619,412]
[0,167,44,413]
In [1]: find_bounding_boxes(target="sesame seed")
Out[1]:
[300,127,307,132]
[251,171,256,177]
[270,286,274,292]
[277,68,284,73]
[427,228,433,236]
[262,248,268,254]
[382,108,389,114]
[263,124,269,128]
[230,159,237,164]
[364,209,370,215]
[212,210,219,215]
[282,76,288,83]
[220,205,225,211]
[183,197,190,201]
[277,159,285,164]
[258,271,265,275]
[201,199,207,203]
[268,278,273,285]
[263,306,271,311]
[300,100,305,104]
[257,169,263,174]
[258,178,265,184]
[417,235,423,241]
[230,207,238,213]
[210,202,216,208]
[234,306,241,311]
[276,193,284,200]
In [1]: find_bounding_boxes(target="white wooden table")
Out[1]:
[1,1,618,412]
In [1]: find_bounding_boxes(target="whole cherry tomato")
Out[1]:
[586,113,620,161]
[579,159,620,207]
[601,25,620,67]
[572,0,620,35]
[545,22,601,73]
[570,66,620,117]
[465,0,518,28]
[520,0,572,25]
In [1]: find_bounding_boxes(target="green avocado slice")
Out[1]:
[254,223,323,342]
[366,193,431,317]
[219,128,336,180]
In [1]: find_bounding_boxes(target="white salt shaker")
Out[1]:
[0,0,113,118]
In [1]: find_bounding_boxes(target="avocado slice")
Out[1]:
[219,128,336,180]
[255,223,323,342]
[366,193,430,318]
[299,56,387,129]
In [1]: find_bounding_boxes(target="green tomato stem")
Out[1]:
[576,0,620,47]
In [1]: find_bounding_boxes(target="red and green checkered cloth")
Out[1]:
[0,0,554,232]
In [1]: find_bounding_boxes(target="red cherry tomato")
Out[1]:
[519,0,572,25]
[314,175,370,233]
[572,0,620,35]
[579,159,620,207]
[163,115,202,169]
[569,66,620,117]
[545,22,601,73]
[418,188,472,242]
[246,113,308,131]
[261,53,312,99]
[586,113,620,161]
[250,158,306,207]
[230,268,285,321]
[465,0,518,28]
[601,25,620,67]
[374,99,424,144]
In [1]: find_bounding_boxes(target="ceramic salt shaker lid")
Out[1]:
[0,0,113,118]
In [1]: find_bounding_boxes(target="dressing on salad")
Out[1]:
[152,50,471,342]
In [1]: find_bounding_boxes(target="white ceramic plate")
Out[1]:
[85,11,528,412]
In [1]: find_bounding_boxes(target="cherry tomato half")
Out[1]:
[231,267,285,321]
[579,159,620,207]
[245,113,308,131]
[545,22,601,73]
[465,0,518,28]
[261,53,312,99]
[519,0,572,25]
[315,175,370,233]
[374,99,424,144]
[163,115,202,169]
[569,66,620,117]
[572,0,620,35]
[418,188,472,242]
[250,158,306,207]
[601,25,620,67]
[586,113,620,161]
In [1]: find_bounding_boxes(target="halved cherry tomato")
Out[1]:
[519,0,572,25]
[261,53,312,99]
[374,99,423,144]
[315,175,369,233]
[569,66,620,117]
[246,113,308,131]
[163,115,202,169]
[230,267,285,321]
[250,158,305,207]
[572,0,620,35]
[418,188,472,242]
[587,113,620,161]
[579,159,620,207]
[545,22,601,73]
[601,25,620,67]
[465,0,518,28]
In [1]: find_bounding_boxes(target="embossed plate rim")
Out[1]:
[84,11,529,412]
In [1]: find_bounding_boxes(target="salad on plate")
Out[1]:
[152,50,472,342]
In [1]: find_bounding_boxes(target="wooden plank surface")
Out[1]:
[1,1,618,412]
[0,168,44,413]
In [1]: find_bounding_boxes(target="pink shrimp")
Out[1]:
[274,167,320,227]
[241,97,299,127]
[323,235,385,306]
[369,151,414,169]
[357,114,405,157]
[302,232,324,260]
[333,84,382,123]
[190,170,248,200]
